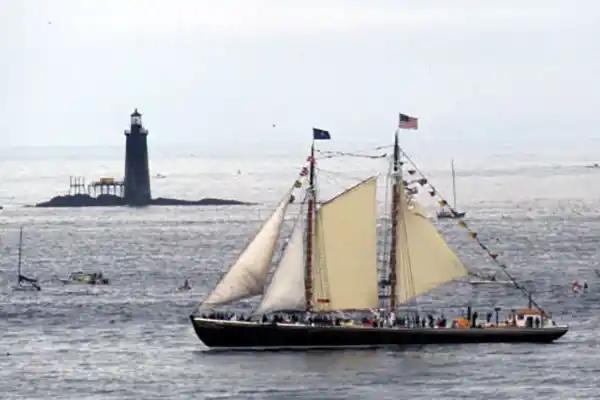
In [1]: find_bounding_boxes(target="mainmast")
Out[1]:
[388,131,400,313]
[305,141,316,313]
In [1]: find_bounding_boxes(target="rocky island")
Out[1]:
[34,194,253,208]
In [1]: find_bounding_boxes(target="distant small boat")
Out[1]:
[586,163,600,169]
[468,272,512,286]
[177,278,192,292]
[438,210,466,219]
[60,271,109,285]
[469,279,513,286]
[13,226,41,292]
[437,159,466,220]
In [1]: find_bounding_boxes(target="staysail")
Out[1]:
[255,214,306,314]
[312,176,380,311]
[393,178,469,303]
[199,188,294,309]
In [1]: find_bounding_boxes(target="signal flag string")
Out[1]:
[398,149,547,314]
[293,147,547,314]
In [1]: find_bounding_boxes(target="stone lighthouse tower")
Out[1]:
[124,108,151,206]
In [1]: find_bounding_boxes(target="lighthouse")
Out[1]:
[124,108,151,206]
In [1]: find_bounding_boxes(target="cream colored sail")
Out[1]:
[255,215,306,314]
[394,178,469,303]
[312,176,380,311]
[200,189,293,309]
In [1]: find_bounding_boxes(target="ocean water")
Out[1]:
[1,143,600,399]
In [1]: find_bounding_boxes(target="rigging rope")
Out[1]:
[397,149,546,314]
[315,148,389,160]
[304,145,549,315]
[294,145,552,317]
[313,168,368,184]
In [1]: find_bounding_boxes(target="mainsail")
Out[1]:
[393,174,469,304]
[255,214,306,314]
[255,176,380,314]
[312,176,380,311]
[199,188,294,309]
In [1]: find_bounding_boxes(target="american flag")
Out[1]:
[398,113,418,130]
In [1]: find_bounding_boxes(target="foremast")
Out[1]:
[305,141,316,313]
[303,127,379,314]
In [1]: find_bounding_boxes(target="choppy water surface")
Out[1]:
[1,148,600,399]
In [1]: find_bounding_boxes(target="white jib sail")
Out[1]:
[200,189,293,309]
[255,214,306,314]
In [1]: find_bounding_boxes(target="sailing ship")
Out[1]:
[436,159,466,219]
[189,126,568,350]
[13,226,41,292]
[177,278,192,292]
[468,272,513,286]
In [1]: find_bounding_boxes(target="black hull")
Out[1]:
[190,317,568,350]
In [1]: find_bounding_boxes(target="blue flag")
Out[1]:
[313,128,331,140]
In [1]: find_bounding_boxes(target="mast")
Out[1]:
[388,131,400,313]
[305,142,315,313]
[17,226,23,281]
[451,159,457,209]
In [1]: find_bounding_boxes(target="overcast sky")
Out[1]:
[1,0,598,151]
